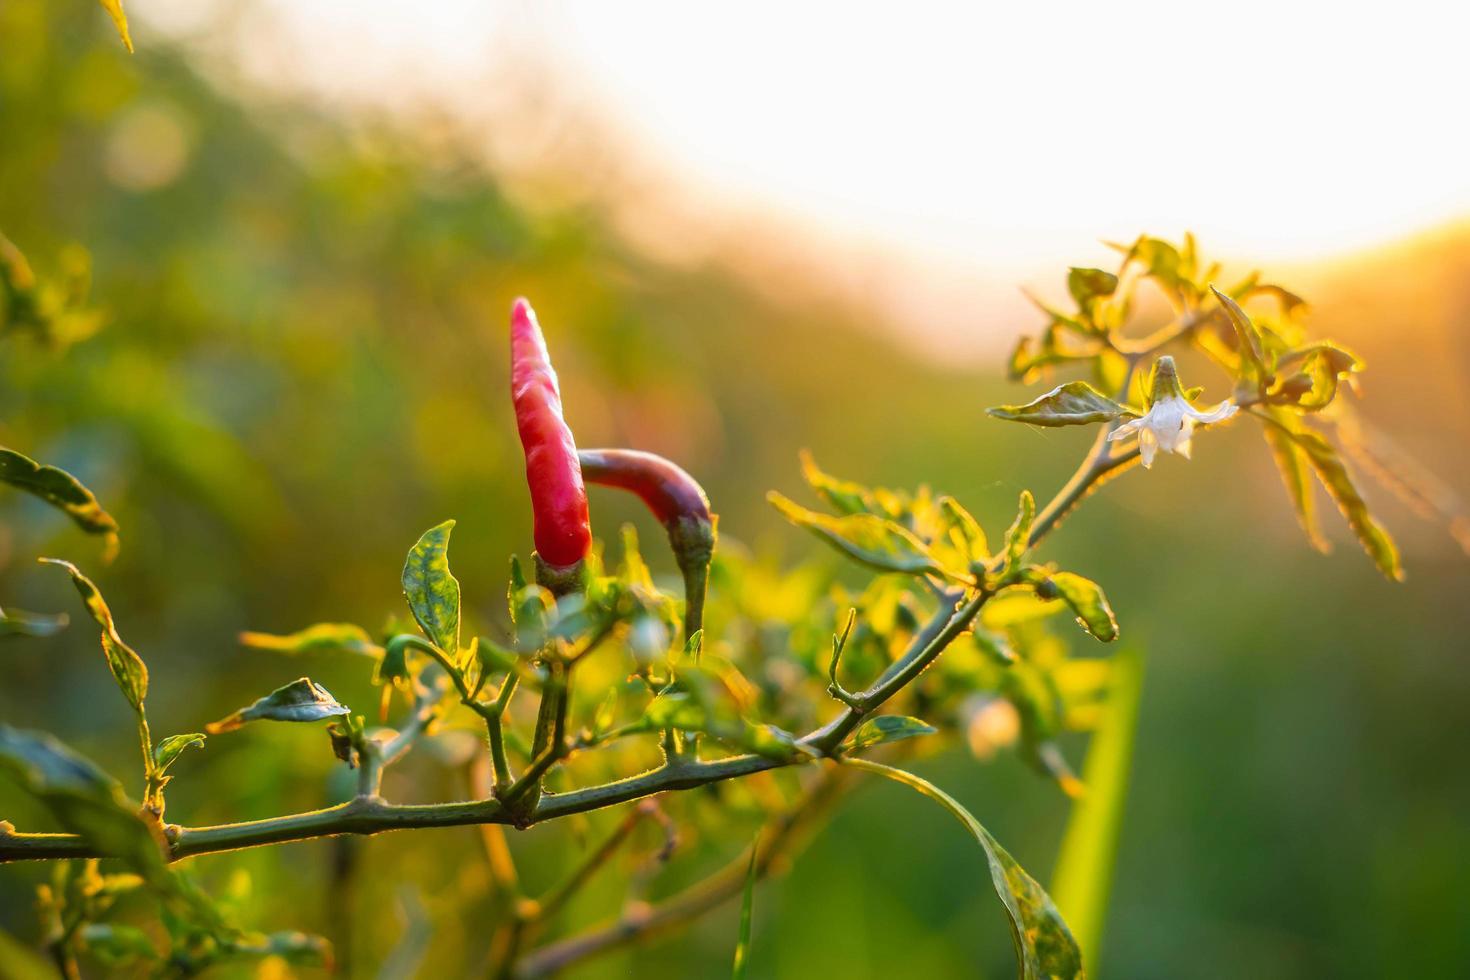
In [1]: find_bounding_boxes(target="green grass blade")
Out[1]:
[1050,647,1145,974]
[732,836,759,979]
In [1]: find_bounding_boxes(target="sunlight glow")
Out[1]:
[137,0,1470,350]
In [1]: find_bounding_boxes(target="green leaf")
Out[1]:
[402,520,461,658]
[1008,335,1063,384]
[989,381,1137,427]
[1052,649,1144,971]
[1114,235,1186,297]
[237,622,380,658]
[619,524,655,590]
[0,606,68,638]
[767,492,947,579]
[374,635,413,687]
[0,447,119,548]
[1239,281,1309,318]
[937,496,989,564]
[1039,572,1119,642]
[1261,411,1328,552]
[80,923,158,965]
[39,559,147,713]
[844,758,1083,980]
[153,733,206,775]
[97,0,135,53]
[798,450,878,516]
[0,726,168,884]
[643,690,704,731]
[1259,416,1402,580]
[846,715,938,753]
[1270,343,1362,412]
[1021,291,1088,336]
[1209,285,1266,380]
[206,678,350,734]
[981,588,1065,629]
[1002,490,1036,574]
[642,671,806,763]
[1067,267,1118,317]
[732,838,758,980]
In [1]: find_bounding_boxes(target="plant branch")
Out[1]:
[535,799,662,925]
[804,589,983,753]
[0,356,1165,866]
[357,676,447,796]
[513,767,846,978]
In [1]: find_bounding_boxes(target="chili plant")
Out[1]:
[0,237,1428,978]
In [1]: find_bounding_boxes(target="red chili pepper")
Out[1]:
[576,449,711,530]
[510,298,591,569]
[578,448,716,641]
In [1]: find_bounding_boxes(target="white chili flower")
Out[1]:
[1107,355,1237,468]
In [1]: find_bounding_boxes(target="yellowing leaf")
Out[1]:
[1210,285,1266,380]
[98,0,134,53]
[238,622,381,658]
[402,520,461,657]
[1261,410,1328,553]
[40,559,147,713]
[798,450,877,516]
[1,447,119,552]
[1001,490,1036,574]
[768,491,949,580]
[1041,572,1119,642]
[1258,415,1402,580]
[1067,267,1118,318]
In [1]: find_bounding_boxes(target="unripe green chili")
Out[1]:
[578,448,717,642]
[509,298,592,570]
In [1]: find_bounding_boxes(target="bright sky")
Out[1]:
[139,0,1470,350]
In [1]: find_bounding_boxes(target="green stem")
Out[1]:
[805,589,986,754]
[523,556,584,811]
[1028,433,1143,549]
[357,679,445,797]
[487,672,519,793]
[0,364,1164,868]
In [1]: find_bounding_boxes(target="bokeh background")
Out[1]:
[3,2,1470,977]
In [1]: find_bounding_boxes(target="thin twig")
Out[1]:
[513,768,847,979]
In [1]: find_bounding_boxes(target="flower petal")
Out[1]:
[1108,418,1143,441]
[1186,400,1239,424]
[1138,429,1158,468]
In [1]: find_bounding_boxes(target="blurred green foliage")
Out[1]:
[2,1,1469,977]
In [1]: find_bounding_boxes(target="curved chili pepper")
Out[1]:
[578,448,717,642]
[510,298,591,570]
[576,449,711,529]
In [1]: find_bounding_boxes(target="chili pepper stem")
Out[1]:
[518,554,585,814]
[669,514,716,645]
